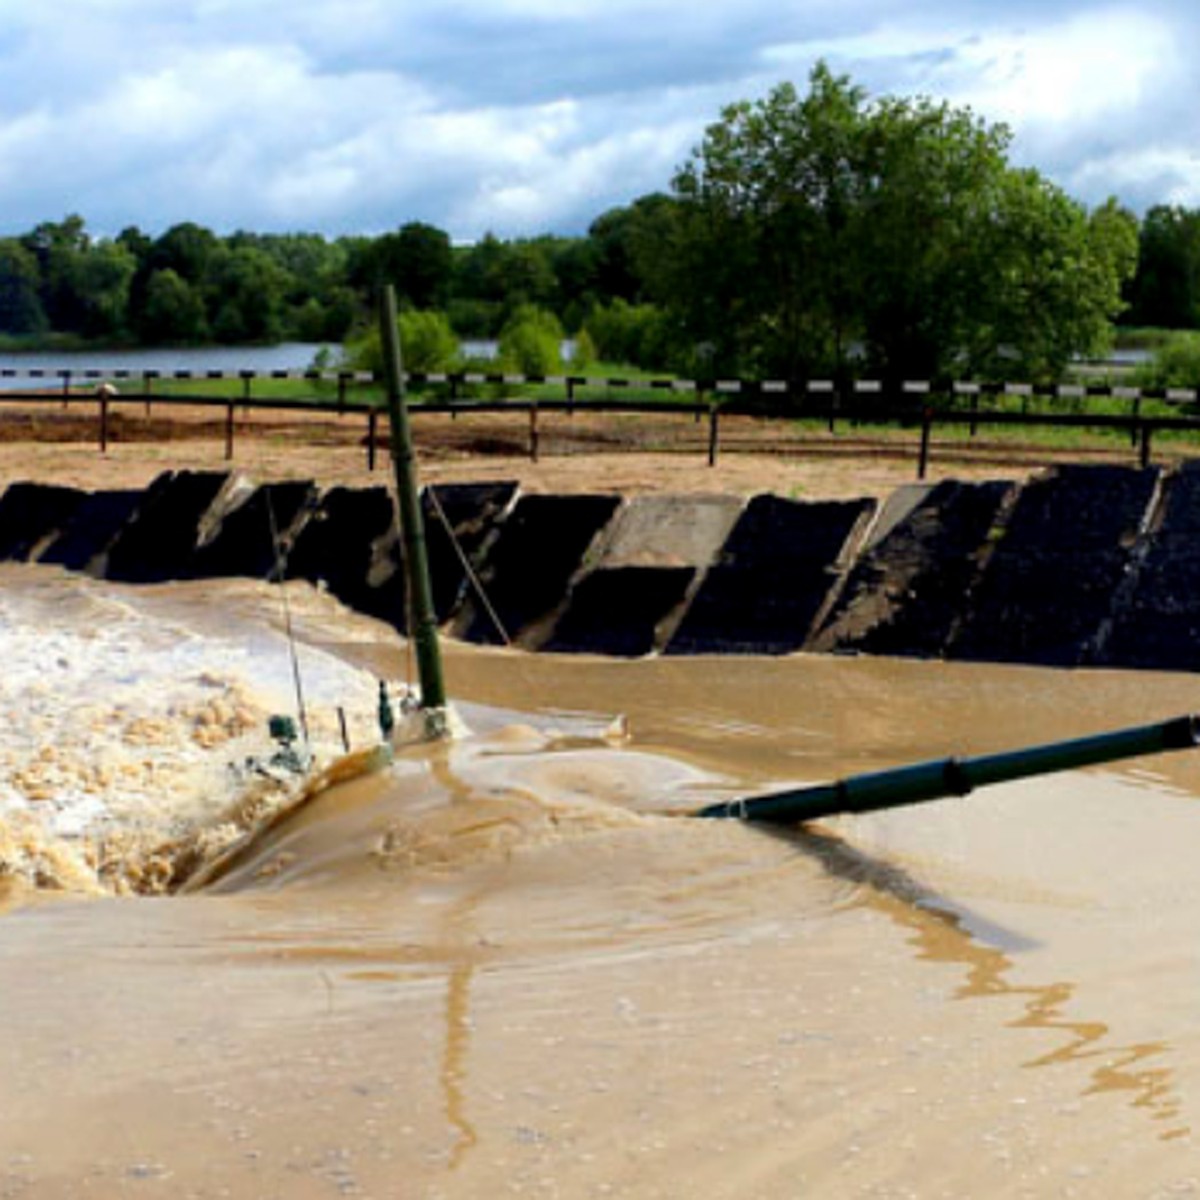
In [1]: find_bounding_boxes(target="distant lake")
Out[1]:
[0,343,339,392]
[461,338,577,362]
[0,339,578,393]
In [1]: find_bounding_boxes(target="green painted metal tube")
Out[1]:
[694,714,1200,824]
[378,285,446,711]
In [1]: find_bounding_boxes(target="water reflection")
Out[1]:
[793,825,1189,1141]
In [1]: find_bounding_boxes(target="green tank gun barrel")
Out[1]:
[694,714,1200,824]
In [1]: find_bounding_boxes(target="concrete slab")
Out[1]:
[811,480,1013,658]
[1150,458,1200,536]
[286,485,398,622]
[38,490,146,572]
[863,483,935,551]
[103,471,235,584]
[458,494,621,646]
[0,482,86,562]
[1097,462,1200,671]
[1096,541,1200,671]
[997,464,1159,550]
[598,495,743,568]
[190,480,317,580]
[949,466,1159,667]
[665,495,876,655]
[423,481,517,621]
[543,566,696,656]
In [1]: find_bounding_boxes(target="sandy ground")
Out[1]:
[0,396,1161,498]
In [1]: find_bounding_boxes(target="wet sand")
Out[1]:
[3,575,1200,1196]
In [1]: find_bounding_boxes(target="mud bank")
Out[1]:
[2,462,1199,671]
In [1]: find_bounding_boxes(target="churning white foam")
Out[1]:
[0,570,386,846]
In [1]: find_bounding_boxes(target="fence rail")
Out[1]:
[0,365,1196,401]
[1,367,1199,477]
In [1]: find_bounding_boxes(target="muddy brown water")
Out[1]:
[3,570,1200,1197]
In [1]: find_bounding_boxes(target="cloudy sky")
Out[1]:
[0,0,1194,241]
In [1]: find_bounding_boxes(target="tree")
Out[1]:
[20,214,91,332]
[1124,205,1200,329]
[66,239,137,338]
[544,236,598,330]
[204,246,288,343]
[0,239,47,335]
[146,222,220,284]
[347,309,459,376]
[588,194,679,305]
[980,189,1138,379]
[347,222,453,311]
[398,309,459,372]
[583,299,675,369]
[451,234,558,332]
[138,268,209,344]
[498,305,564,376]
[667,64,1138,382]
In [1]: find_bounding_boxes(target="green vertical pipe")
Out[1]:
[378,285,447,711]
[694,715,1199,823]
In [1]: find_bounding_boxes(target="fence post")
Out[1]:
[1139,422,1152,470]
[708,403,719,467]
[242,374,252,415]
[98,393,108,454]
[62,371,71,409]
[225,402,235,461]
[337,374,347,413]
[969,391,979,438]
[917,407,933,480]
[143,373,152,417]
[530,403,540,462]
[368,408,378,471]
[1130,393,1141,448]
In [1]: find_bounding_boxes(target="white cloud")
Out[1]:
[935,9,1178,127]
[1069,146,1200,207]
[0,1,1196,235]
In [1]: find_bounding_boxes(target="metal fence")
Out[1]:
[1,367,1198,477]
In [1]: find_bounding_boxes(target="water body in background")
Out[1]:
[0,339,581,392]
[3,566,1200,1195]
[0,343,338,392]
[460,338,577,362]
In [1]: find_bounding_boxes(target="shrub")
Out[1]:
[498,305,564,376]
[1133,332,1200,390]
[398,309,460,373]
[345,309,460,375]
[582,299,674,370]
[569,328,597,370]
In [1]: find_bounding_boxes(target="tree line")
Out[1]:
[2,64,1199,383]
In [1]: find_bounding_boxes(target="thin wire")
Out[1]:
[264,483,311,745]
[425,484,511,647]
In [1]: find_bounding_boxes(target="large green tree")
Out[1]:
[138,268,209,343]
[1124,205,1200,329]
[347,221,453,311]
[668,64,1138,382]
[204,246,289,343]
[0,239,47,335]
